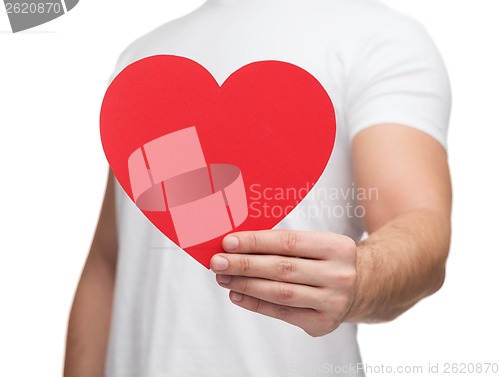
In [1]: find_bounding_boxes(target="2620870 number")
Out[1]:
[443,363,499,374]
[5,2,63,14]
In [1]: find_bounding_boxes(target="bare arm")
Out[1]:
[347,124,452,322]
[64,169,118,377]
[209,125,452,336]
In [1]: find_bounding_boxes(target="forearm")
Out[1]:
[64,253,116,377]
[346,208,450,323]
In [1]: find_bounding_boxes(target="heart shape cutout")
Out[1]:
[100,55,336,268]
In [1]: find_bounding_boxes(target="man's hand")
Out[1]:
[210,230,357,337]
[210,125,451,336]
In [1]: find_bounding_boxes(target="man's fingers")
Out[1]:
[214,229,358,336]
[222,229,348,259]
[227,292,336,337]
[211,254,330,287]
[216,275,328,310]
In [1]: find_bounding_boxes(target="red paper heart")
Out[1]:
[100,55,336,268]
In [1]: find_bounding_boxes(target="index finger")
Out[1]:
[222,229,345,259]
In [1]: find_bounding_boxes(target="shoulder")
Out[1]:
[337,1,444,74]
[344,0,434,45]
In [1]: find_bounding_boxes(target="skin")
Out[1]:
[64,124,451,375]
[210,124,451,336]
[64,171,117,377]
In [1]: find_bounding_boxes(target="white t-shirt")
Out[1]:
[106,1,451,376]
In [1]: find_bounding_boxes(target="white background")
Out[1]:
[0,1,499,376]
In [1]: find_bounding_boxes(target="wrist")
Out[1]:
[344,241,374,323]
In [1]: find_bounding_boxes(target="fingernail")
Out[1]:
[223,236,239,251]
[230,291,243,302]
[211,255,229,271]
[217,274,232,284]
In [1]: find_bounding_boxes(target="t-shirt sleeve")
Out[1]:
[345,16,452,148]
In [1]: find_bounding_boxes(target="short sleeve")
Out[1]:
[345,16,452,148]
